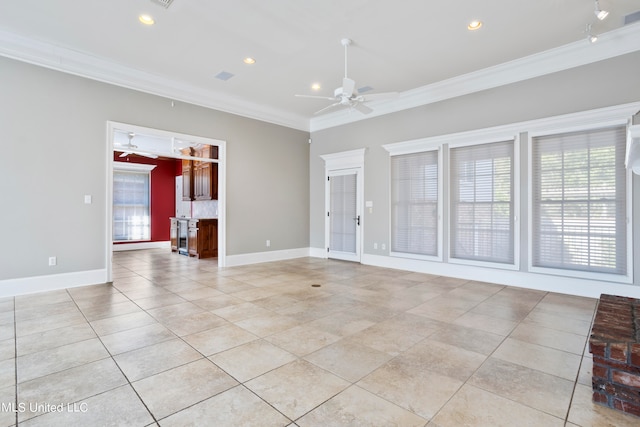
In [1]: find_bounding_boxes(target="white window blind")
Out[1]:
[450,140,514,264]
[532,126,627,275]
[113,171,151,241]
[329,173,357,253]
[391,151,438,256]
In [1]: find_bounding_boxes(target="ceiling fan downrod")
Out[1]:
[341,38,352,80]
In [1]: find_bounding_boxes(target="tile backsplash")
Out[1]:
[191,200,218,218]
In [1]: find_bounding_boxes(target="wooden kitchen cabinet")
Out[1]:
[193,145,218,201]
[181,145,218,201]
[181,148,194,201]
[187,218,218,259]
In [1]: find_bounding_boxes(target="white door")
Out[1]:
[327,168,362,262]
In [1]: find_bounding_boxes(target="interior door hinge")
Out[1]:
[327,176,330,181]
[327,211,330,217]
[327,247,330,253]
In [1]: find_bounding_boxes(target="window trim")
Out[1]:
[384,102,639,284]
[388,146,443,262]
[447,136,520,271]
[113,162,156,173]
[112,162,156,243]
[527,119,633,284]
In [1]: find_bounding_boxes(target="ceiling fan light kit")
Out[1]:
[295,37,398,115]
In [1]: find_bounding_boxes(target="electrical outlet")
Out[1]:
[266,240,271,247]
[373,243,378,249]
[381,244,386,250]
[48,256,57,266]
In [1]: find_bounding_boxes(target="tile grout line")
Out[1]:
[65,273,161,426]
[424,290,589,424]
[563,301,598,426]
[109,260,296,424]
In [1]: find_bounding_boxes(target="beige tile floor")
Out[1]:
[0,249,639,426]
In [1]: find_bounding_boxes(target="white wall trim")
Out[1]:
[225,248,311,267]
[106,121,228,278]
[320,148,366,170]
[113,162,157,172]
[384,102,640,152]
[0,269,108,298]
[3,22,638,134]
[526,120,635,285]
[310,23,640,132]
[309,247,328,258]
[0,29,309,132]
[360,253,640,299]
[113,241,170,252]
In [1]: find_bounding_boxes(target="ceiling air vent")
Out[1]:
[214,71,235,81]
[150,0,174,9]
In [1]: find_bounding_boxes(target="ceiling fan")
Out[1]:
[295,38,398,115]
[114,132,158,159]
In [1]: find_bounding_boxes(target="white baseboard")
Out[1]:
[113,241,170,251]
[361,253,640,299]
[225,248,310,267]
[0,269,108,298]
[309,247,328,259]
[5,248,635,299]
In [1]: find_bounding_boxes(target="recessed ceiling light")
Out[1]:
[243,57,256,65]
[468,20,483,31]
[139,14,155,25]
[311,83,321,91]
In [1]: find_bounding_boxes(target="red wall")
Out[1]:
[114,153,180,243]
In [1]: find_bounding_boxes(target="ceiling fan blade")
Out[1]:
[314,102,342,115]
[354,103,373,114]
[118,149,158,159]
[361,91,399,101]
[342,78,355,96]
[295,94,337,101]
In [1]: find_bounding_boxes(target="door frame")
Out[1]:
[106,121,227,282]
[320,148,365,262]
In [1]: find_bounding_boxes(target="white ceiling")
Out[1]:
[1,0,639,131]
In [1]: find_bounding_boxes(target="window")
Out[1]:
[391,150,439,256]
[531,126,627,275]
[450,140,515,264]
[113,163,155,242]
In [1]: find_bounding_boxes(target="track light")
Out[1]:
[594,1,609,21]
[586,23,598,43]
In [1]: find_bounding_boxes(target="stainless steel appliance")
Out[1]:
[177,219,188,255]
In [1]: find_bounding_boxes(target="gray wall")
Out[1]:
[310,51,640,286]
[0,56,309,281]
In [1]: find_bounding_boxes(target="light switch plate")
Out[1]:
[84,195,92,204]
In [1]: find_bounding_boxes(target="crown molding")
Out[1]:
[310,23,640,132]
[0,29,310,132]
[2,23,639,134]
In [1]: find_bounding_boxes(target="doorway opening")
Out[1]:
[106,121,226,282]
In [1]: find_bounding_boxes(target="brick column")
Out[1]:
[589,294,640,418]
